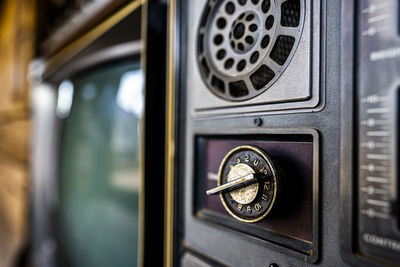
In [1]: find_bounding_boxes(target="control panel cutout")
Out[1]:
[194,133,318,261]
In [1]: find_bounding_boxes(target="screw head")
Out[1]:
[254,118,262,126]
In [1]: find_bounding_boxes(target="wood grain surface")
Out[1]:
[0,0,35,265]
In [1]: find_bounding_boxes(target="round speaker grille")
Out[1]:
[197,0,305,102]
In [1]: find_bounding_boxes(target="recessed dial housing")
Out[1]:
[197,0,305,101]
[217,145,281,223]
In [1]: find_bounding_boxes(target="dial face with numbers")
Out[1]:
[217,145,280,223]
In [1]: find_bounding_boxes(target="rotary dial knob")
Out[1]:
[206,145,281,223]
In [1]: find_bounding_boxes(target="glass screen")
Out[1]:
[57,60,143,267]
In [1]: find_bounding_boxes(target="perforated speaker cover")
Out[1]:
[197,0,305,102]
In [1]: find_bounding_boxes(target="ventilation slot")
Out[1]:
[265,15,274,30]
[261,35,270,49]
[229,81,249,97]
[224,58,234,69]
[281,0,301,27]
[216,49,226,60]
[261,0,271,13]
[199,34,204,53]
[250,51,259,64]
[211,75,225,93]
[225,2,235,14]
[217,17,227,29]
[236,60,246,72]
[201,58,210,78]
[250,65,275,90]
[270,35,295,65]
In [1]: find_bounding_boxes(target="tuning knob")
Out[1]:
[206,145,281,223]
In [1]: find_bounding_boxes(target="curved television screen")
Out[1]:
[57,59,142,267]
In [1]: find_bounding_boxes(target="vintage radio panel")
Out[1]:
[168,0,400,266]
[171,0,333,266]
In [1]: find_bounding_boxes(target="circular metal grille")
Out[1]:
[197,0,305,102]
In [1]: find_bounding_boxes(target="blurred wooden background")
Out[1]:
[0,0,35,266]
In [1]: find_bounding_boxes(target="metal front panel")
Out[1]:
[173,0,350,266]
